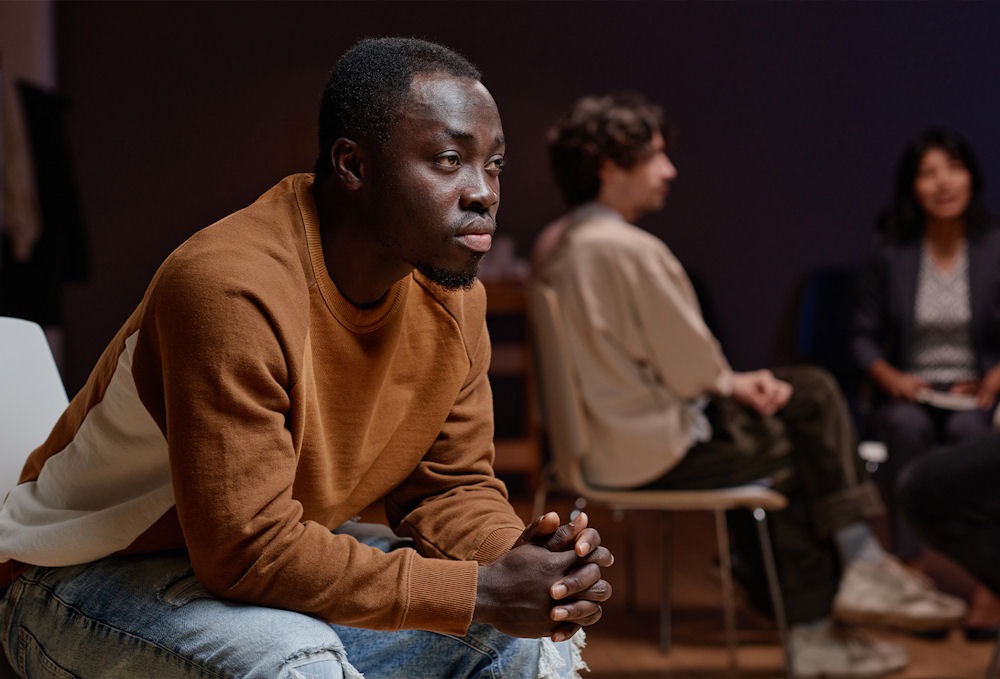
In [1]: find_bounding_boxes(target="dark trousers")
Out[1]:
[897,431,1000,596]
[870,399,993,559]
[645,365,883,624]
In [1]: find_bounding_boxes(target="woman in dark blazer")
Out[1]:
[853,126,1000,638]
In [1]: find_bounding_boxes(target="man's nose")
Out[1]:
[461,169,499,211]
[662,155,678,180]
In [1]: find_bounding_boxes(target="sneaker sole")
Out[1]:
[794,668,904,679]
[833,605,964,632]
[793,652,908,678]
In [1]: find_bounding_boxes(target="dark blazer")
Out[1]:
[852,223,1000,381]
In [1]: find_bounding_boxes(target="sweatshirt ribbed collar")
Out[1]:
[298,174,408,334]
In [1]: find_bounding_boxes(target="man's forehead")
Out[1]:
[402,72,502,130]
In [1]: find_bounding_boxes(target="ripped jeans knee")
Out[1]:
[0,554,362,679]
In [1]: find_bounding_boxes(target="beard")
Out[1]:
[418,255,483,291]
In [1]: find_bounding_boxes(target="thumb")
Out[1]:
[514,512,561,548]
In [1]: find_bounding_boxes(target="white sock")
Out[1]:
[791,616,831,634]
[834,521,885,564]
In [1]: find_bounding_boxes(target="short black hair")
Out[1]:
[547,91,670,207]
[314,37,481,183]
[879,126,990,243]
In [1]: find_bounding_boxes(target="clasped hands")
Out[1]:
[474,511,613,642]
[874,360,1000,409]
[731,369,793,416]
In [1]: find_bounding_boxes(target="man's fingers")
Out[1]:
[551,600,605,626]
[550,623,583,643]
[541,512,589,552]
[550,564,611,599]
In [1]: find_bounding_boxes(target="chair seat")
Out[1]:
[571,483,788,513]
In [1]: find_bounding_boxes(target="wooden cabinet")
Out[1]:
[483,278,542,490]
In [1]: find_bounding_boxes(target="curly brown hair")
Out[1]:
[547,92,670,207]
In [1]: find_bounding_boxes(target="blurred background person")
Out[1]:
[896,431,1000,645]
[852,126,1000,639]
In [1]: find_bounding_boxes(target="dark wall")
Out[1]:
[56,1,1000,392]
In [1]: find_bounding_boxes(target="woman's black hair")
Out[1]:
[879,126,990,243]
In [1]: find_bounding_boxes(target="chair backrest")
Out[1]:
[0,317,69,496]
[526,283,593,495]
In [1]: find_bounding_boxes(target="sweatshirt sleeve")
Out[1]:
[131,248,479,635]
[582,232,732,399]
[632,245,733,398]
[386,283,526,565]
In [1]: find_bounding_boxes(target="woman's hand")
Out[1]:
[976,366,1000,410]
[869,359,928,401]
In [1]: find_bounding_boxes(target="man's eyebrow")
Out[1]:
[440,129,506,149]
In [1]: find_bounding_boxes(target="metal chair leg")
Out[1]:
[625,510,638,612]
[754,508,796,679]
[531,467,550,518]
[715,509,739,672]
[660,510,673,653]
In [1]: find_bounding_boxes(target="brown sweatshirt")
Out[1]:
[0,174,525,634]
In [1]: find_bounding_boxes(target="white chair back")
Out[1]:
[0,317,69,496]
[526,283,593,495]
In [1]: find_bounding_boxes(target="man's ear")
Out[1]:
[597,157,623,187]
[331,138,365,190]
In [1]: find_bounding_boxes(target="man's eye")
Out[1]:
[487,157,505,175]
[435,153,461,167]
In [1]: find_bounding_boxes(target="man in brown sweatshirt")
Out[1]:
[0,37,611,679]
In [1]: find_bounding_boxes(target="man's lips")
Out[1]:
[455,220,495,253]
[456,233,493,253]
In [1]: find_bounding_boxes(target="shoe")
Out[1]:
[832,556,967,632]
[964,626,1000,642]
[789,620,908,678]
[964,583,1000,641]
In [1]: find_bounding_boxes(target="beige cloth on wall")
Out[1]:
[1,54,43,264]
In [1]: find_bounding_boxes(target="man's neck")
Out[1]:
[314,182,410,308]
[594,197,637,223]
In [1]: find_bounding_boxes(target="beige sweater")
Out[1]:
[0,174,525,634]
[537,204,733,487]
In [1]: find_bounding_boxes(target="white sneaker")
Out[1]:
[790,620,907,678]
[833,556,967,631]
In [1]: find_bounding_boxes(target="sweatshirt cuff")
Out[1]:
[404,556,479,635]
[473,525,523,563]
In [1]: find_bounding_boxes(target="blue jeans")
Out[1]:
[0,529,586,678]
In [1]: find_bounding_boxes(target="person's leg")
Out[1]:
[896,432,1000,596]
[330,522,587,679]
[0,532,587,679]
[764,367,965,632]
[0,553,357,679]
[648,416,841,625]
[773,365,884,538]
[867,399,935,559]
[943,407,994,443]
[332,622,586,679]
